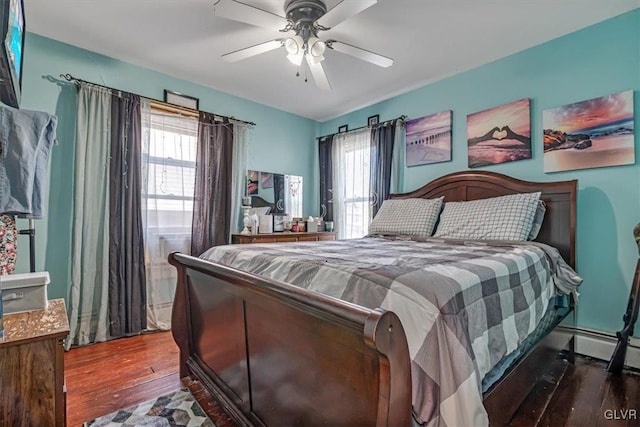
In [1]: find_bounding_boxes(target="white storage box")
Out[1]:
[259,214,273,234]
[1,271,50,314]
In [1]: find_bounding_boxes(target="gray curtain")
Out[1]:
[318,135,334,222]
[108,92,147,338]
[191,113,234,255]
[390,120,405,194]
[68,83,112,349]
[370,122,397,217]
[230,123,250,240]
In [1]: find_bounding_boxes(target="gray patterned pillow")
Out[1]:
[527,200,546,240]
[433,192,541,241]
[368,197,443,237]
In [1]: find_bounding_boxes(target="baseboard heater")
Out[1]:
[570,326,640,370]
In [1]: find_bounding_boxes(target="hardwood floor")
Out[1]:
[65,332,640,426]
[510,357,640,426]
[65,331,235,427]
[65,332,181,426]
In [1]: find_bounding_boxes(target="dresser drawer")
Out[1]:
[317,234,336,241]
[275,236,299,242]
[232,232,336,244]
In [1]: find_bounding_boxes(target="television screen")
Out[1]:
[0,0,24,108]
[6,0,23,81]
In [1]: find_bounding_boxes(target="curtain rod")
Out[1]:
[59,73,257,126]
[316,115,407,141]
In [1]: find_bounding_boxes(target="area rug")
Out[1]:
[84,388,215,427]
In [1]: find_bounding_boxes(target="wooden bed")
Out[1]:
[169,170,577,426]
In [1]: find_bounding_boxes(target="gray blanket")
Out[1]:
[202,236,581,426]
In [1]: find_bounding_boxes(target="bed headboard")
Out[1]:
[390,171,577,268]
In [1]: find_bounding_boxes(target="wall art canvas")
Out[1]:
[467,98,531,168]
[543,90,635,173]
[247,170,258,195]
[405,110,452,167]
[260,172,273,189]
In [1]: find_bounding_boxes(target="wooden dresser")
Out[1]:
[232,231,336,244]
[0,298,69,427]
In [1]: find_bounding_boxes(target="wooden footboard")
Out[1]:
[169,252,412,426]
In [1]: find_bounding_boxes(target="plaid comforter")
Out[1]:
[201,237,581,427]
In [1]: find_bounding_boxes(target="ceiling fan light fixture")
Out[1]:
[308,37,326,57]
[306,53,324,65]
[284,35,305,66]
[287,52,304,66]
[284,35,303,55]
[306,51,324,65]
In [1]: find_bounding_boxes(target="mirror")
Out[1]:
[247,170,303,218]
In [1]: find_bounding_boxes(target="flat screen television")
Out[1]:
[0,0,24,108]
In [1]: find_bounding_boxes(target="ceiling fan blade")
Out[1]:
[306,56,331,91]
[327,40,393,68]
[317,0,377,29]
[222,39,283,63]
[214,0,287,31]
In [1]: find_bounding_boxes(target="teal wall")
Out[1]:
[12,10,640,337]
[318,10,640,335]
[15,33,317,301]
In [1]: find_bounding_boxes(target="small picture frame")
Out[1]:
[368,114,379,126]
[338,124,348,133]
[164,90,199,110]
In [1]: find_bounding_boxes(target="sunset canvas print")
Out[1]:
[405,110,452,167]
[543,91,635,173]
[467,98,531,168]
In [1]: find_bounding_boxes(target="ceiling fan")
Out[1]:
[214,0,393,90]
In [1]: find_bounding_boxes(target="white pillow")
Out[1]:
[433,192,541,241]
[368,197,443,237]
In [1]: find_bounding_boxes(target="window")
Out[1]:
[333,129,372,239]
[142,112,197,237]
[141,104,198,329]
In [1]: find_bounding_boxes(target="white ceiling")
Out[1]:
[25,0,639,122]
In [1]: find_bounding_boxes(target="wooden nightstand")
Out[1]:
[232,232,336,244]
